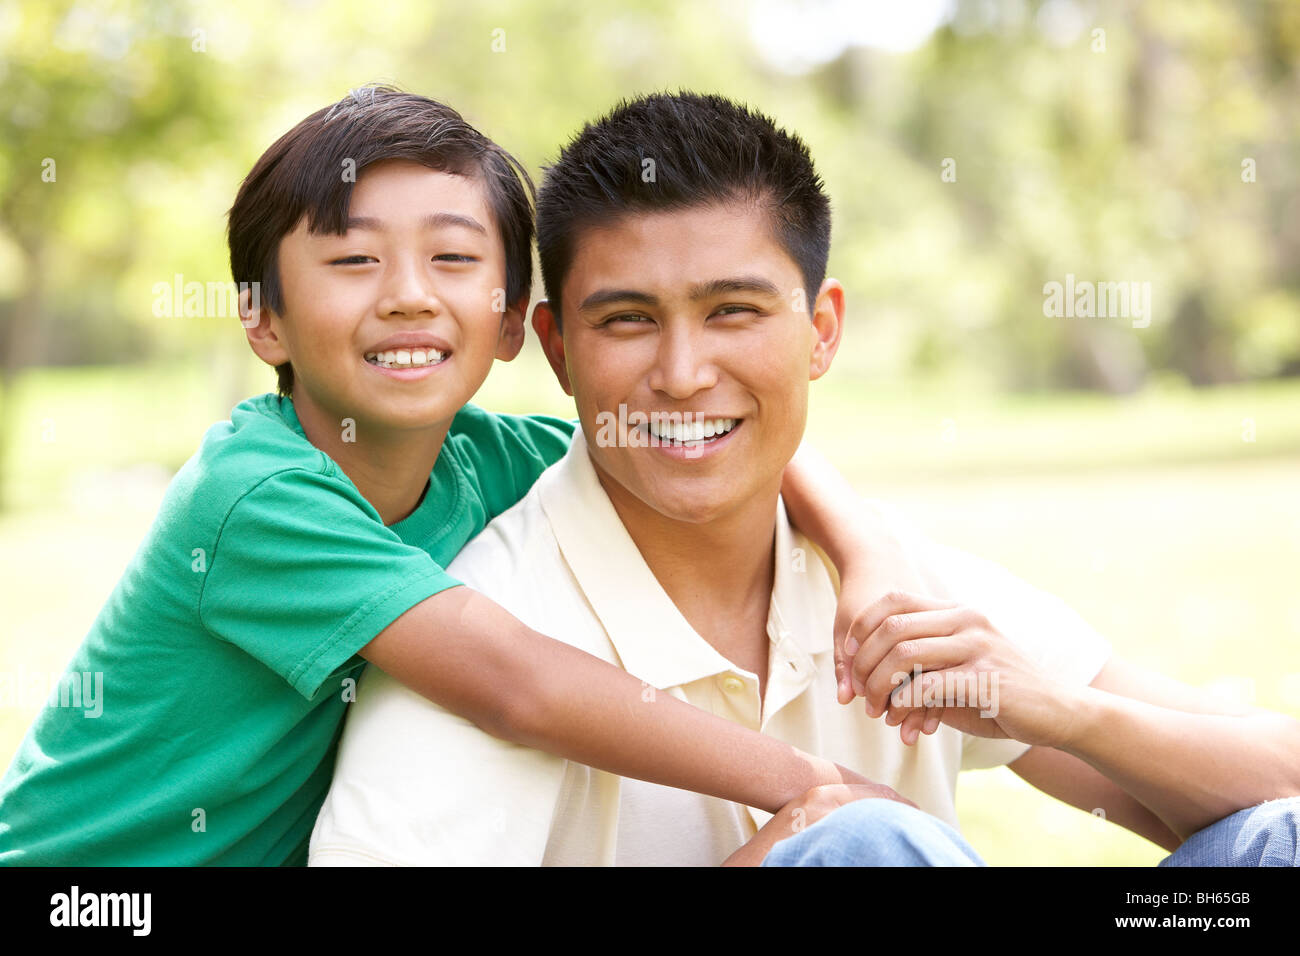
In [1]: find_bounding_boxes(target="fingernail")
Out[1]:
[844,637,859,658]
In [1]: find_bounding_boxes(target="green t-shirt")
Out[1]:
[0,394,575,866]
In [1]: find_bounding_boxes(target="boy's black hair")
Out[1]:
[228,86,535,396]
[536,91,831,324]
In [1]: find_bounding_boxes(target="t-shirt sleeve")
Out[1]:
[884,509,1113,771]
[198,468,460,699]
[449,409,577,521]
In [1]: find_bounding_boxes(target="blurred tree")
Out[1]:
[0,0,1296,511]
[0,0,234,509]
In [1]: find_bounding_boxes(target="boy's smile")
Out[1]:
[250,159,523,438]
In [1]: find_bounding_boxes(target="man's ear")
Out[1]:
[495,292,528,362]
[240,284,290,369]
[808,278,845,381]
[531,300,573,396]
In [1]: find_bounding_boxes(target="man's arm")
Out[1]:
[845,590,1300,841]
[1020,655,1300,842]
[359,585,869,815]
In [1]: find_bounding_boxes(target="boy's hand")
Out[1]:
[845,591,1082,749]
[829,503,939,735]
[722,782,917,866]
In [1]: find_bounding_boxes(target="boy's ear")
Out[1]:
[240,284,290,369]
[808,278,845,382]
[531,300,573,396]
[495,292,528,362]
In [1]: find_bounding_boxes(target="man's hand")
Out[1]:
[843,591,1083,749]
[722,782,917,867]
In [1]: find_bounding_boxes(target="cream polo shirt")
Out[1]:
[310,434,1112,866]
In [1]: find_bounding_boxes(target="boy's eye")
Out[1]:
[434,254,477,263]
[329,255,376,265]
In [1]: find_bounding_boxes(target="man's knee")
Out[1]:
[1237,796,1300,866]
[765,798,985,867]
[1162,795,1300,867]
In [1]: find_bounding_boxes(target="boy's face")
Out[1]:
[249,159,523,434]
[533,200,843,526]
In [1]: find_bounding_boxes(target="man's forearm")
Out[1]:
[1060,685,1300,839]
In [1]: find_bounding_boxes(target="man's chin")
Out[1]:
[632,480,754,526]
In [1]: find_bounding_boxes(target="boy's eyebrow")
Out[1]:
[343,212,488,234]
[577,275,782,313]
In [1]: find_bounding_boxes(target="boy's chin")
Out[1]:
[366,399,463,433]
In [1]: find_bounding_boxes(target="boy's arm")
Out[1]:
[359,584,868,814]
[778,442,930,705]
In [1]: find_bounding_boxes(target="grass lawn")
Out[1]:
[3,354,1298,865]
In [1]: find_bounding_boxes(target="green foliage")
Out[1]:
[2,0,1297,389]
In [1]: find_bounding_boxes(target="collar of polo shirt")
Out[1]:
[536,432,836,720]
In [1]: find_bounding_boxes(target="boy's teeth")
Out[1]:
[365,349,447,368]
[646,417,737,443]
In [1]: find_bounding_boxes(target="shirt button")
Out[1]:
[722,676,746,694]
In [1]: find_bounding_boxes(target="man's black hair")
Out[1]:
[536,91,831,323]
[228,86,534,396]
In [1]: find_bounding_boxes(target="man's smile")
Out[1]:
[639,415,744,460]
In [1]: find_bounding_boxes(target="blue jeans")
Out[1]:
[761,798,986,867]
[761,795,1300,866]
[1159,796,1300,866]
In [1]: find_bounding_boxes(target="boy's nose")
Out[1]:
[376,260,443,317]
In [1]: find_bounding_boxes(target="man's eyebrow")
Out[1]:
[688,276,783,300]
[343,212,488,234]
[577,277,783,314]
[577,289,660,313]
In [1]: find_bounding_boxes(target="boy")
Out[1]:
[0,87,909,865]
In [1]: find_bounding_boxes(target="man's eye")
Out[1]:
[713,305,756,317]
[329,255,376,265]
[602,314,651,326]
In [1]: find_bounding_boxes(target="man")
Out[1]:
[310,92,1300,866]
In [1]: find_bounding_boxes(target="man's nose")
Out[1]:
[646,324,718,399]
[376,258,442,318]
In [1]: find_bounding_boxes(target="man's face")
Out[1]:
[252,159,523,434]
[537,200,842,525]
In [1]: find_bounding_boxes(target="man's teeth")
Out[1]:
[646,417,737,443]
[365,349,448,368]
